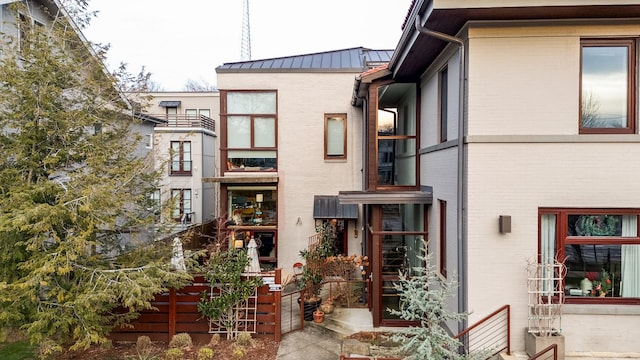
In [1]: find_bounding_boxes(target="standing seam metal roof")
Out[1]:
[216,47,393,73]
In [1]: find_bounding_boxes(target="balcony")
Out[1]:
[153,114,215,132]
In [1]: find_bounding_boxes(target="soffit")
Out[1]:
[391,0,640,81]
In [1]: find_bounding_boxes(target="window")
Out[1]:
[580,39,636,134]
[199,109,211,118]
[170,141,191,175]
[145,134,153,149]
[225,91,277,171]
[540,209,640,303]
[166,107,177,125]
[324,114,347,160]
[228,187,277,269]
[172,189,192,223]
[376,83,417,187]
[439,200,447,278]
[149,189,160,222]
[185,109,198,119]
[439,67,448,143]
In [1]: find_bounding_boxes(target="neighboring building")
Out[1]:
[138,92,219,240]
[212,48,392,271]
[345,0,640,355]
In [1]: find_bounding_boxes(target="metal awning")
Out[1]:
[158,101,181,107]
[313,195,358,219]
[338,187,433,205]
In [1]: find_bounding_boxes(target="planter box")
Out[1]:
[525,332,564,360]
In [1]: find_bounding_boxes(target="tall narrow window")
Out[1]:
[439,67,448,143]
[325,114,347,160]
[166,107,178,125]
[172,189,192,223]
[439,200,447,277]
[170,141,192,175]
[580,39,635,134]
[150,189,161,222]
[376,83,417,187]
[199,109,211,118]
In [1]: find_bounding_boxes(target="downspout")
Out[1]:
[415,15,467,332]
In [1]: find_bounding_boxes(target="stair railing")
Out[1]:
[454,304,511,358]
[529,343,557,360]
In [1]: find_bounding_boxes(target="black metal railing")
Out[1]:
[154,114,215,131]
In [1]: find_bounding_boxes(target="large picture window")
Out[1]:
[540,209,640,303]
[228,187,277,269]
[170,141,191,175]
[580,39,636,134]
[225,91,277,172]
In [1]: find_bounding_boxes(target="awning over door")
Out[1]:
[313,195,358,219]
[159,101,181,107]
[338,186,433,204]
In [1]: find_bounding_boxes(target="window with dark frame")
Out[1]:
[580,38,636,134]
[540,208,640,303]
[439,200,447,278]
[170,141,192,175]
[172,189,192,223]
[439,67,448,143]
[376,83,417,188]
[225,91,277,172]
[324,114,347,160]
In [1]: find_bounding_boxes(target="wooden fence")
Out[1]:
[110,269,281,343]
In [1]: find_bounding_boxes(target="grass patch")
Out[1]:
[0,340,36,360]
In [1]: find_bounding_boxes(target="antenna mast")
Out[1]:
[241,0,251,61]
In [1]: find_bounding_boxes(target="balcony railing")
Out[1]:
[154,114,215,132]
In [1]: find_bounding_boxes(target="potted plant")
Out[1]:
[297,223,334,320]
[313,308,325,323]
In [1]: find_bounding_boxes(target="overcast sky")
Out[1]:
[82,0,413,91]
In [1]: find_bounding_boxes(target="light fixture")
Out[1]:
[499,215,511,234]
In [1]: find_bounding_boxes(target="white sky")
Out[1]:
[82,0,413,91]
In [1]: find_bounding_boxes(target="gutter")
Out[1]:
[415,15,468,332]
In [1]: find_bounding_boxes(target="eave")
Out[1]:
[391,0,640,81]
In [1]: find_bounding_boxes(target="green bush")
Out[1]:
[168,333,192,349]
[231,344,247,359]
[235,332,253,346]
[165,348,183,360]
[197,347,214,360]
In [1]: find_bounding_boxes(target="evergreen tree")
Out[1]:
[387,250,487,360]
[0,1,191,355]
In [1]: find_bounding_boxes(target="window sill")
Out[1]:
[564,303,640,315]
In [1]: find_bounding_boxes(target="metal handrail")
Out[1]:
[454,304,511,358]
[154,114,215,131]
[530,343,557,360]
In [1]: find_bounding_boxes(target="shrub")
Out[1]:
[165,348,183,360]
[235,332,253,347]
[197,347,214,360]
[231,344,247,359]
[168,333,192,349]
[136,336,152,353]
[209,333,220,347]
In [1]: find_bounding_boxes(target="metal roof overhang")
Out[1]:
[313,196,358,219]
[391,0,640,81]
[338,188,433,205]
[159,101,181,107]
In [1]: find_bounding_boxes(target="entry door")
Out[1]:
[371,204,427,326]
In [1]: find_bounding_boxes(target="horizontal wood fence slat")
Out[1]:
[110,269,281,343]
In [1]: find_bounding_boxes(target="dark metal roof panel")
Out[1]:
[158,101,181,107]
[313,195,358,219]
[217,47,393,73]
